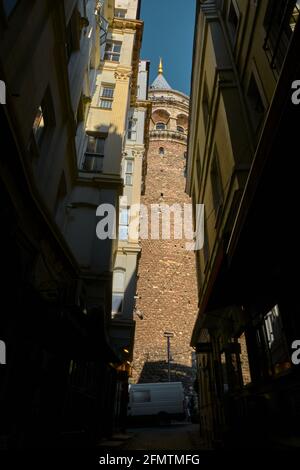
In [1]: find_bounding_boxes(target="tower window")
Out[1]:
[159,147,165,156]
[177,125,184,133]
[156,122,166,130]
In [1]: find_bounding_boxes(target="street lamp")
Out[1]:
[164,331,174,382]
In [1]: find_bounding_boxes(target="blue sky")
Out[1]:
[140,0,196,96]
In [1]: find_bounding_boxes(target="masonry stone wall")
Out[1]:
[132,103,199,391]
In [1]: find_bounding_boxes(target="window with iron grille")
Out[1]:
[99,85,114,109]
[104,41,122,62]
[256,305,291,378]
[264,0,300,73]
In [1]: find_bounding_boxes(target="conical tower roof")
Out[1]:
[150,58,172,90]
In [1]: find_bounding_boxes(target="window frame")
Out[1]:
[227,0,240,46]
[31,87,55,154]
[82,134,106,173]
[127,118,137,140]
[119,207,129,240]
[99,84,115,109]
[104,40,122,62]
[246,67,268,135]
[210,147,224,221]
[114,8,127,18]
[124,159,134,186]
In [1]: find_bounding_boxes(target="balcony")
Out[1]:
[81,152,104,173]
[149,128,187,143]
[263,0,300,74]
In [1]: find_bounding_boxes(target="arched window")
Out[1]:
[159,147,165,156]
[177,125,185,133]
[156,122,166,130]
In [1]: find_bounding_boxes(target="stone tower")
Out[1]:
[132,60,198,391]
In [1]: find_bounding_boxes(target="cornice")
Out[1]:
[112,18,144,32]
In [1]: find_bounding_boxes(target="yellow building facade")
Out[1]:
[187,0,300,448]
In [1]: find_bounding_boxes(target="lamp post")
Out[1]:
[164,332,174,382]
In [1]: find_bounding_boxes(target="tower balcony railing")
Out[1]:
[149,129,187,142]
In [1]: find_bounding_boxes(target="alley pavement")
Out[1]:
[119,423,204,451]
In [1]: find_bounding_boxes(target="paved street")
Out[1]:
[121,423,204,450]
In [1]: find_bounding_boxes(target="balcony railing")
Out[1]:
[81,153,104,173]
[263,0,300,73]
[149,129,187,142]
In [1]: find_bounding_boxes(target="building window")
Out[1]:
[99,85,114,109]
[125,160,133,185]
[54,172,67,217]
[112,293,124,316]
[82,135,105,172]
[159,147,165,156]
[32,88,54,148]
[263,0,300,73]
[2,0,18,17]
[66,8,80,62]
[113,269,125,291]
[196,147,201,185]
[119,208,129,240]
[104,41,122,62]
[33,106,46,144]
[202,80,210,131]
[156,122,166,130]
[203,218,209,268]
[247,73,266,134]
[256,305,291,377]
[127,118,137,140]
[211,149,223,217]
[75,95,84,134]
[114,8,126,18]
[227,0,239,44]
[177,125,185,133]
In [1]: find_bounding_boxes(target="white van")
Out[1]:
[127,382,185,422]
